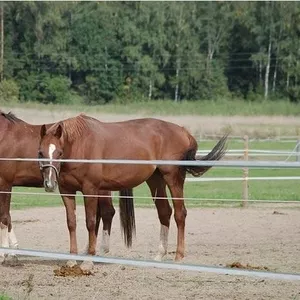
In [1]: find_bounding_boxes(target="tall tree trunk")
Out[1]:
[259,59,262,87]
[264,38,272,99]
[105,46,108,72]
[174,58,180,102]
[296,61,299,87]
[206,1,213,76]
[0,3,4,82]
[286,55,291,90]
[272,55,278,93]
[148,79,152,100]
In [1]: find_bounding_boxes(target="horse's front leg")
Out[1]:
[0,185,19,265]
[81,188,98,271]
[60,187,77,267]
[0,191,10,260]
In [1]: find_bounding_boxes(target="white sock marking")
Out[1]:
[0,223,9,248]
[100,230,110,254]
[155,225,169,261]
[8,228,18,248]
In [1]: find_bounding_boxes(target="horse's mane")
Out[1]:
[0,110,23,123]
[60,114,96,142]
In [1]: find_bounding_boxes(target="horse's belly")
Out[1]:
[99,164,155,190]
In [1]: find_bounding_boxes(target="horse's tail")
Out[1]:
[184,134,228,177]
[119,189,136,248]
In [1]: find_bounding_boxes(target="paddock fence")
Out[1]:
[0,150,300,281]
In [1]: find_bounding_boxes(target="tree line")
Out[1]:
[0,1,300,105]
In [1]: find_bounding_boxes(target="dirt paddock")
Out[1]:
[1,205,300,300]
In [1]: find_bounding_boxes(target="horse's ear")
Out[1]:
[54,123,63,139]
[40,124,47,139]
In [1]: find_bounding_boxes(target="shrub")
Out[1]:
[0,79,20,103]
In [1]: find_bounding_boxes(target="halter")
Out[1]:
[39,163,60,179]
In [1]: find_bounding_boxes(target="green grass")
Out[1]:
[11,172,300,210]
[0,295,12,300]
[3,98,300,116]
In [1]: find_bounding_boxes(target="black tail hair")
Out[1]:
[185,134,228,177]
[119,189,136,248]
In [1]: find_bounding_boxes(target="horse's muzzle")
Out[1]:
[44,179,58,193]
[40,164,59,193]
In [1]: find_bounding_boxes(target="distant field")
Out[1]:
[3,102,300,139]
[10,139,300,210]
[4,99,300,116]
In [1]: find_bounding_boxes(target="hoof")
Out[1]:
[66,260,77,268]
[99,246,109,255]
[154,251,167,261]
[154,254,163,261]
[2,255,22,267]
[82,245,89,255]
[174,254,184,262]
[80,260,94,272]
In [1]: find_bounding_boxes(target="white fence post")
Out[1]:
[242,135,249,207]
[296,139,300,162]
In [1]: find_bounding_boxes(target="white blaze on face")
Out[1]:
[48,143,56,181]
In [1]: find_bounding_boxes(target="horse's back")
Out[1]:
[87,117,193,160]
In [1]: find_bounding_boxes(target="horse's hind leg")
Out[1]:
[146,171,172,261]
[82,191,115,255]
[162,170,186,261]
[98,190,115,254]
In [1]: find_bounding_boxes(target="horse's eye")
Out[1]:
[58,150,63,157]
[38,150,43,158]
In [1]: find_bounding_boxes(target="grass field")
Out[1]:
[10,139,300,210]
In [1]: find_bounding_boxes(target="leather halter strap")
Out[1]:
[39,163,59,179]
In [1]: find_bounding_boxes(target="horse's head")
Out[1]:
[38,123,64,192]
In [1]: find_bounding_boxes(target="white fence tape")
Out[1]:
[1,248,300,281]
[197,149,300,157]
[1,157,300,168]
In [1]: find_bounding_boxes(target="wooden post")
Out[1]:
[242,135,249,207]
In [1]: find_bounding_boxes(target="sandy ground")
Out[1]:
[0,205,300,300]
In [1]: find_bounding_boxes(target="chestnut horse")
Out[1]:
[0,111,133,264]
[39,114,227,261]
